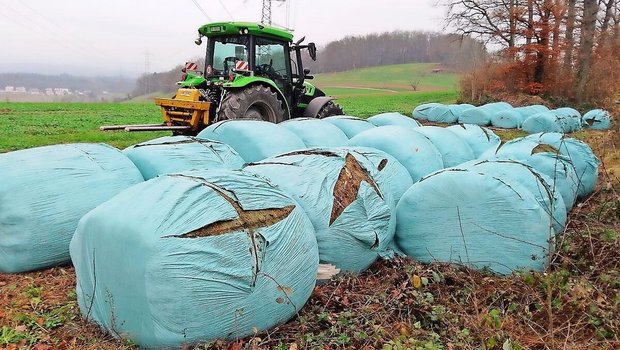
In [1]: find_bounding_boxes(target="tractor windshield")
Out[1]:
[208,36,249,76]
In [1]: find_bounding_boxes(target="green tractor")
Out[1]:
[102,22,344,135]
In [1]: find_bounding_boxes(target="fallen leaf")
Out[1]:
[411,275,422,289]
[289,343,298,350]
[14,325,27,333]
[33,345,52,350]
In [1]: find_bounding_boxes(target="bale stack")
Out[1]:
[0,144,144,273]
[244,147,412,272]
[70,170,319,348]
[322,115,376,138]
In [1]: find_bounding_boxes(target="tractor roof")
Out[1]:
[198,22,294,42]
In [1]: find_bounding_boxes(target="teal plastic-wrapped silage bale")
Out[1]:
[458,107,493,126]
[448,104,476,121]
[0,143,144,273]
[413,103,442,120]
[582,109,612,130]
[322,115,376,138]
[367,112,421,128]
[245,147,413,272]
[482,138,580,210]
[70,169,319,349]
[123,136,245,180]
[515,105,549,124]
[553,108,582,132]
[395,168,554,275]
[347,126,444,182]
[426,104,459,123]
[197,120,306,162]
[280,118,350,147]
[490,109,523,129]
[446,124,501,158]
[459,159,567,234]
[412,126,476,167]
[480,101,513,113]
[525,132,600,198]
[522,112,566,134]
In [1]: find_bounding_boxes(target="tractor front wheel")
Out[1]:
[316,101,344,119]
[216,85,285,123]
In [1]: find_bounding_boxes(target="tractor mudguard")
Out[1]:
[223,76,291,119]
[303,96,335,117]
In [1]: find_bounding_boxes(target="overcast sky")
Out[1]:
[0,0,446,77]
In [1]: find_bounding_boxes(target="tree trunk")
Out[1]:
[576,0,599,103]
[563,0,576,70]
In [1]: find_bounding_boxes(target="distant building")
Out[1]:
[15,87,26,93]
[45,88,54,96]
[4,86,14,92]
[53,88,71,96]
[29,88,41,95]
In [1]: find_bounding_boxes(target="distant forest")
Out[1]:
[133,31,486,96]
[0,73,135,94]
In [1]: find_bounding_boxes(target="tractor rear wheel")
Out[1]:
[216,85,285,123]
[316,101,344,119]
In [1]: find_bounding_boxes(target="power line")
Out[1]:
[216,0,234,20]
[190,0,213,21]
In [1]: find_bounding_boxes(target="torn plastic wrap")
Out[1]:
[395,168,555,275]
[70,170,319,349]
[459,159,567,234]
[196,120,306,162]
[280,118,349,147]
[0,144,144,273]
[525,132,600,198]
[446,124,501,158]
[123,136,245,180]
[491,109,523,129]
[426,104,459,123]
[413,103,442,120]
[367,112,422,128]
[458,107,493,126]
[412,126,476,168]
[481,138,580,210]
[347,126,444,182]
[582,109,612,130]
[244,147,412,273]
[322,115,376,138]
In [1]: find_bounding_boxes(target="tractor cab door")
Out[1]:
[254,37,293,106]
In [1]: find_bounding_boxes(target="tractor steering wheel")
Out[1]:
[256,62,282,81]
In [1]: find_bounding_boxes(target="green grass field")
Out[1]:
[0,63,459,152]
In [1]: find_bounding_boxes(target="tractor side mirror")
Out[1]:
[308,43,317,61]
[303,68,314,80]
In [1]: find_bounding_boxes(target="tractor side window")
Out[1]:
[255,39,290,84]
[212,36,249,74]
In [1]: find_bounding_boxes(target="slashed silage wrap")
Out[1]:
[123,136,245,180]
[522,111,582,134]
[367,112,422,128]
[322,115,376,138]
[347,126,444,182]
[244,147,412,272]
[395,168,555,275]
[280,118,349,147]
[412,103,442,120]
[583,109,612,130]
[459,159,567,234]
[481,138,580,210]
[70,169,319,349]
[515,105,549,124]
[411,126,476,168]
[524,132,600,198]
[446,124,502,158]
[0,144,144,273]
[197,120,306,162]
